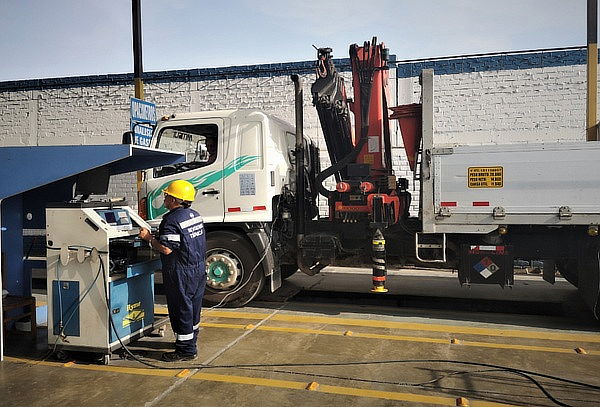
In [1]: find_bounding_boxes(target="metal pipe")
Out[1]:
[0,200,4,361]
[587,0,598,141]
[132,0,144,99]
[132,0,144,207]
[291,75,305,239]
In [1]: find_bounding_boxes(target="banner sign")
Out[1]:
[130,98,157,147]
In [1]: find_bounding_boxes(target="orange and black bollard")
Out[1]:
[371,228,388,293]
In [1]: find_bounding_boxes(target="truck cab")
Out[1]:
[143,109,295,226]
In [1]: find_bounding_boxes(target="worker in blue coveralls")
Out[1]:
[138,179,206,362]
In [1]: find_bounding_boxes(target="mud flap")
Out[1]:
[247,229,279,292]
[542,259,556,284]
[270,266,282,292]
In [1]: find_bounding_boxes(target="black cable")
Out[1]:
[33,248,106,364]
[55,256,598,407]
[197,359,600,390]
[100,255,166,369]
[43,243,599,407]
[236,365,502,388]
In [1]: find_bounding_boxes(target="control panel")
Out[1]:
[95,209,133,231]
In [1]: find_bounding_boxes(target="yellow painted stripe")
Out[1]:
[4,356,176,377]
[191,372,520,407]
[202,310,600,343]
[200,322,600,356]
[4,357,522,406]
[202,322,248,330]
[317,384,521,407]
[4,356,525,406]
[70,363,177,377]
[192,372,308,390]
[4,356,62,368]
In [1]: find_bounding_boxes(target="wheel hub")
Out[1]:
[206,251,241,289]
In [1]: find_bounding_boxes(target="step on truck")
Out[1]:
[140,38,600,317]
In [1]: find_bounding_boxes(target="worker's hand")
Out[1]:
[138,227,152,242]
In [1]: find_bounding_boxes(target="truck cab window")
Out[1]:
[154,123,218,178]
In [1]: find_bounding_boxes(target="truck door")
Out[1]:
[145,119,225,223]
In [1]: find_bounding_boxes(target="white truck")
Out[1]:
[139,42,600,317]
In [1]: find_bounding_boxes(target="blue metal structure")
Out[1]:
[0,144,184,361]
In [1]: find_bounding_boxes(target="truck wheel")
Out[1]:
[556,259,579,287]
[203,231,265,308]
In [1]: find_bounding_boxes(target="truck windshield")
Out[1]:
[154,123,218,178]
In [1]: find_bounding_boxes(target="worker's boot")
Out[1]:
[161,350,197,362]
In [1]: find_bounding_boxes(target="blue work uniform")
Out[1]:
[158,206,206,355]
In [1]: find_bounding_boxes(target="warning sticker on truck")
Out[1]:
[468,166,503,188]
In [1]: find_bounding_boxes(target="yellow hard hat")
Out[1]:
[163,179,196,202]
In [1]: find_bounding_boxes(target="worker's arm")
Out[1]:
[139,227,173,255]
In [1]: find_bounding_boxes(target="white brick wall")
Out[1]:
[0,54,588,216]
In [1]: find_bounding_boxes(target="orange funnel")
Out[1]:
[390,103,422,171]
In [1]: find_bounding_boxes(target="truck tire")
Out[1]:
[203,231,265,308]
[556,259,579,287]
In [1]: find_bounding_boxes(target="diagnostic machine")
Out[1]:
[46,195,165,362]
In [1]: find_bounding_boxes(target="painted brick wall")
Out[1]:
[393,48,588,213]
[0,48,589,215]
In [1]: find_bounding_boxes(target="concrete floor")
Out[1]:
[2,268,600,407]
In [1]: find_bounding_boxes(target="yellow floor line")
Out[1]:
[200,322,600,356]
[4,356,177,377]
[3,356,524,406]
[197,309,600,343]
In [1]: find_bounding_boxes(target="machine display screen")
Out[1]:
[96,209,133,231]
[104,211,117,224]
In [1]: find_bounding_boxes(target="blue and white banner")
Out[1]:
[130,98,157,147]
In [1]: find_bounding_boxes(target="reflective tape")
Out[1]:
[228,206,267,212]
[179,216,203,229]
[193,322,201,331]
[162,234,181,242]
[176,332,194,341]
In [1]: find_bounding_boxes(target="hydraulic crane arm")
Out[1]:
[311,47,354,185]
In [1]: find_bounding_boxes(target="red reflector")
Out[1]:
[336,182,351,193]
[360,181,375,193]
[372,276,387,281]
[228,207,241,212]
[440,202,457,207]
[472,202,490,206]
[253,205,267,211]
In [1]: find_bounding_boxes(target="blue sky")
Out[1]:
[0,0,587,81]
